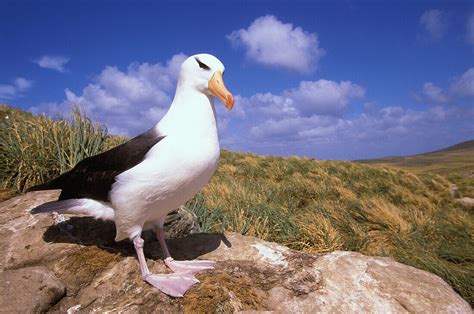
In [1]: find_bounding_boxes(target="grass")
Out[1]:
[356,139,474,206]
[0,104,126,192]
[189,151,474,304]
[357,139,474,176]
[1,104,473,305]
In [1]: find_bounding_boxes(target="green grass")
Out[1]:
[1,104,473,305]
[0,104,126,192]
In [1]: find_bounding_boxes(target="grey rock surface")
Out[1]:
[0,266,65,313]
[0,191,471,313]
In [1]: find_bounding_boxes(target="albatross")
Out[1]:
[29,53,234,297]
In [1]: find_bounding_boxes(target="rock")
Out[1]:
[0,191,471,313]
[449,185,460,198]
[456,197,474,208]
[0,266,66,313]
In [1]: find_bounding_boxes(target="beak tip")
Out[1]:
[226,94,234,111]
[208,71,234,111]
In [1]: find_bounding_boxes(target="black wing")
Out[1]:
[28,128,165,202]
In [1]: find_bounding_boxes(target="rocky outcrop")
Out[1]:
[449,184,474,208]
[0,191,471,313]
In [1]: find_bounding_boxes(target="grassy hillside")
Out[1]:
[1,104,473,304]
[194,151,473,304]
[357,140,474,175]
[356,140,474,199]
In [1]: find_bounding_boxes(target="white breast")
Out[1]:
[110,90,220,241]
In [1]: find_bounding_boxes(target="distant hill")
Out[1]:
[433,140,474,153]
[1,103,36,121]
[357,140,474,175]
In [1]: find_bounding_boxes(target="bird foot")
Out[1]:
[164,257,216,273]
[144,272,199,298]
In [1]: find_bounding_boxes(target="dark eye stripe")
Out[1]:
[195,57,210,71]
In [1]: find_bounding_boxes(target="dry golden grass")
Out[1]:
[357,139,474,175]
[189,150,474,304]
[1,105,472,304]
[0,105,126,192]
[294,212,345,253]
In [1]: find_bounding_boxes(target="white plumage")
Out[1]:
[111,58,222,241]
[30,53,234,297]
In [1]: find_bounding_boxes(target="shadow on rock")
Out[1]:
[43,216,230,260]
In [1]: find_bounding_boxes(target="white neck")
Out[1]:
[155,85,218,140]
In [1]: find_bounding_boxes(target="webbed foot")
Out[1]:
[144,272,199,297]
[165,257,216,273]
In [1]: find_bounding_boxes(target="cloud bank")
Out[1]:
[31,54,187,135]
[28,58,473,160]
[221,67,473,159]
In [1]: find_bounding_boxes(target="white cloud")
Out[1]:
[450,67,474,98]
[233,79,364,122]
[249,115,344,143]
[33,55,70,73]
[467,13,474,45]
[283,80,365,116]
[420,9,448,40]
[236,93,298,119]
[417,67,474,104]
[31,53,187,135]
[29,102,68,117]
[226,95,473,159]
[0,77,33,100]
[221,71,473,159]
[227,15,325,73]
[222,79,365,148]
[346,106,448,141]
[422,82,449,104]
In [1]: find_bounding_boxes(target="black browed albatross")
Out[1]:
[29,53,234,297]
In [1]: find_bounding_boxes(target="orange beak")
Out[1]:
[208,71,234,111]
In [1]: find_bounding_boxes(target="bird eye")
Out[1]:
[195,58,210,71]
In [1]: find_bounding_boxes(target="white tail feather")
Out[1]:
[31,199,115,221]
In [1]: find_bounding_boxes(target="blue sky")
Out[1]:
[1,1,473,159]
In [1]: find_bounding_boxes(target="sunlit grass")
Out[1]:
[0,105,126,192]
[188,150,474,304]
[1,104,472,305]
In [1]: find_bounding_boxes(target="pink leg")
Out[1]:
[133,236,198,297]
[156,227,216,273]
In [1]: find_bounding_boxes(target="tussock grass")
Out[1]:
[189,150,474,304]
[0,105,115,192]
[1,105,472,304]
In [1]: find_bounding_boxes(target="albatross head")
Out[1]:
[178,53,234,111]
